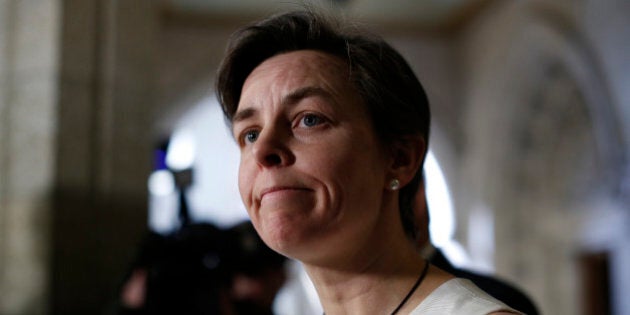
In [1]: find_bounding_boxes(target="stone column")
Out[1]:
[51,0,157,314]
[0,1,61,314]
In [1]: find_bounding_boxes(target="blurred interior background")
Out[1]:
[0,0,628,314]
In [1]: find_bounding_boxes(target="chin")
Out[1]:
[265,225,338,264]
[253,202,331,259]
[257,222,311,259]
[261,223,302,255]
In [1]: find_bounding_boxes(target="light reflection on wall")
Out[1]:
[424,151,454,247]
[165,129,196,171]
[424,151,470,268]
[148,96,247,233]
[147,170,179,233]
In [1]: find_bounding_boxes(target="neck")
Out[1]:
[305,232,428,314]
[300,196,453,314]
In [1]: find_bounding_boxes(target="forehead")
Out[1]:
[240,50,351,98]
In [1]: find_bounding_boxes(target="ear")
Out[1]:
[385,135,426,190]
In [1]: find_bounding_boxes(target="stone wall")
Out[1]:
[51,0,157,314]
[456,0,629,314]
[0,1,60,314]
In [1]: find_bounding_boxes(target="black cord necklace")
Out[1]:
[322,261,430,315]
[390,261,430,315]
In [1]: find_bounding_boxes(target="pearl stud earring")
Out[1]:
[389,179,400,191]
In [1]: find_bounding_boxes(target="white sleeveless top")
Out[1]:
[410,278,524,315]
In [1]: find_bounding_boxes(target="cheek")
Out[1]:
[338,156,380,195]
[308,145,385,211]
[323,138,385,185]
[237,157,254,209]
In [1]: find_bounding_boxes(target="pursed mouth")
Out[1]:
[259,186,311,200]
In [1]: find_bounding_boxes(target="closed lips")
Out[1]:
[260,186,311,199]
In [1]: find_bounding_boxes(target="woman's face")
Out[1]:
[232,50,392,262]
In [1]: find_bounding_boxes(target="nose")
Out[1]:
[251,126,294,168]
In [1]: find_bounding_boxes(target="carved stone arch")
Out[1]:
[459,2,625,314]
[512,5,624,198]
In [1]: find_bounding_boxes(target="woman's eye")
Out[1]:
[301,114,322,127]
[243,130,259,143]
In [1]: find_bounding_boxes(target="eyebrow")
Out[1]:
[232,107,256,125]
[231,86,335,124]
[283,86,335,107]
